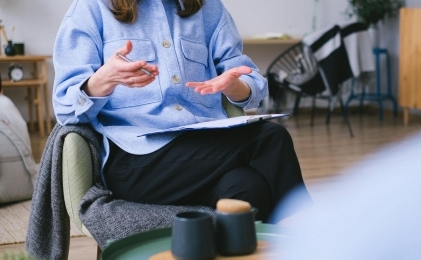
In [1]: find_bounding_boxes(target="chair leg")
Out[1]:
[339,97,354,138]
[292,93,302,115]
[310,96,316,126]
[385,51,398,118]
[374,54,385,122]
[344,78,355,120]
[273,95,282,113]
[325,98,332,125]
[359,81,366,116]
[271,87,285,113]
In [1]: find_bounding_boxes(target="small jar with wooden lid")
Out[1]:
[215,199,258,256]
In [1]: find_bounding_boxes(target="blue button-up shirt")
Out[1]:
[53,0,268,164]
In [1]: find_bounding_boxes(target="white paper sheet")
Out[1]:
[138,114,288,137]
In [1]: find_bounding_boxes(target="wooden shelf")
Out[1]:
[2,79,47,87]
[0,55,52,136]
[0,55,51,62]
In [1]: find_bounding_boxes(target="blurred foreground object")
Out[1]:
[275,131,421,259]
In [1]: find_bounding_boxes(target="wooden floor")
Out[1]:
[1,108,421,259]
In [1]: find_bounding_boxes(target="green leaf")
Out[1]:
[345,0,406,26]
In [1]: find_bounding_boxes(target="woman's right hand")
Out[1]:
[83,40,159,97]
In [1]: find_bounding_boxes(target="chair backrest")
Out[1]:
[266,42,326,96]
[267,43,318,85]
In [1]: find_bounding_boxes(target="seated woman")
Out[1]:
[28,0,312,258]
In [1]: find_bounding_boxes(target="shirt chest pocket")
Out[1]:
[181,38,209,82]
[104,39,163,109]
[181,38,219,107]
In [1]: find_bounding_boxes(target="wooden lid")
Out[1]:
[216,199,252,213]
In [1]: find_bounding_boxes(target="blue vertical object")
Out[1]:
[345,48,398,121]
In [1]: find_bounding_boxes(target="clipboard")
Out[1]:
[138,114,288,137]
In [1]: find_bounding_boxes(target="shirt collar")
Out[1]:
[178,0,185,10]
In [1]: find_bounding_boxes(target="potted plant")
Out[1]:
[346,0,405,27]
[345,0,405,46]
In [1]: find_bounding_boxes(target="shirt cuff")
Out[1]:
[226,92,252,107]
[74,87,109,118]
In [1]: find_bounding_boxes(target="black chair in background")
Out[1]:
[265,41,354,137]
[266,42,324,116]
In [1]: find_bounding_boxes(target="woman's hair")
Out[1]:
[109,0,204,24]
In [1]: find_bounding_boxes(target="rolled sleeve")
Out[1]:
[238,72,268,110]
[211,11,268,110]
[53,13,106,125]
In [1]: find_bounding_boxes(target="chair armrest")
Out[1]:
[62,132,93,237]
[222,95,246,118]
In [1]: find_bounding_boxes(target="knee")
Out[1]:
[217,167,273,221]
[256,122,294,150]
[264,122,291,140]
[218,166,270,199]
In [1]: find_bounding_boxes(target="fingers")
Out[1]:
[126,74,156,87]
[185,66,253,95]
[234,66,253,75]
[116,40,133,56]
[114,52,158,76]
[142,64,159,77]
[114,40,160,81]
[186,81,219,94]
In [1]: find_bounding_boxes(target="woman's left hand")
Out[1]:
[185,66,252,102]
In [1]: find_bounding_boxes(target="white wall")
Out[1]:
[1,0,420,122]
[0,0,72,122]
[221,0,351,76]
[222,0,350,39]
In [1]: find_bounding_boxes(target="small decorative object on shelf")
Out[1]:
[0,20,9,56]
[8,63,24,82]
[14,43,25,55]
[4,40,16,56]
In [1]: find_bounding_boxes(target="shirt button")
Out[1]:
[78,96,86,106]
[162,40,171,48]
[173,104,183,111]
[172,75,181,84]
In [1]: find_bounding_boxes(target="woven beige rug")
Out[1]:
[0,200,85,245]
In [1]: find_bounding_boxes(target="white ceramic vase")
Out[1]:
[368,25,380,49]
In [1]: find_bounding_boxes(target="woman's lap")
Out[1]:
[104,121,310,221]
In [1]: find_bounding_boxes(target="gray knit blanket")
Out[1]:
[25,124,214,260]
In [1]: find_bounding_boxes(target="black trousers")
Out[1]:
[104,121,311,222]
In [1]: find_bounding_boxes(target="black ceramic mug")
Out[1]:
[215,207,258,256]
[171,211,216,260]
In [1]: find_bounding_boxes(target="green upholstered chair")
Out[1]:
[61,97,245,257]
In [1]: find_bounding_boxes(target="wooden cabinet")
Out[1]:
[0,55,52,136]
[399,8,421,125]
